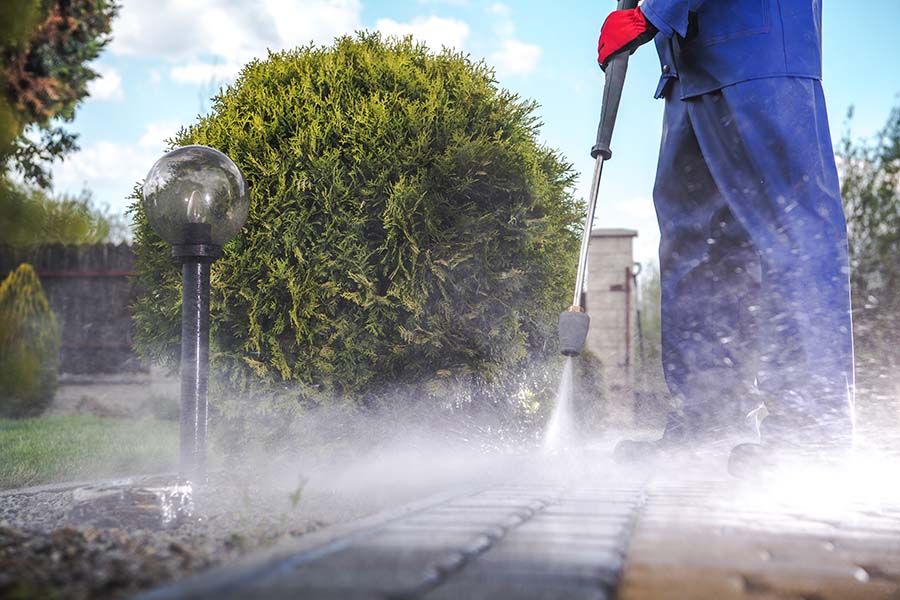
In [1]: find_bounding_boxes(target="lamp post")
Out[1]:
[143,145,249,484]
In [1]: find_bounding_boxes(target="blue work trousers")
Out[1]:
[654,77,855,439]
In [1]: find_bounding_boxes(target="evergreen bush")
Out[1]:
[130,33,581,418]
[0,262,60,417]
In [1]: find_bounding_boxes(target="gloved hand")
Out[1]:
[597,8,657,70]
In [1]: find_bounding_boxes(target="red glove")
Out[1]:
[597,8,657,70]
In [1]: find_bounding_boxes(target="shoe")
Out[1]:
[612,438,667,464]
[612,413,692,465]
[614,402,762,466]
[727,415,851,479]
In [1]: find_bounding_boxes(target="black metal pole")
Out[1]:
[180,259,209,482]
[173,223,220,484]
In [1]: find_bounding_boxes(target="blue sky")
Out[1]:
[50,0,900,267]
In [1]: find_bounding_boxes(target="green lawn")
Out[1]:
[0,416,179,490]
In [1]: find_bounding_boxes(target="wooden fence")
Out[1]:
[0,244,143,374]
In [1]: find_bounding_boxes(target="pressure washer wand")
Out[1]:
[559,0,638,357]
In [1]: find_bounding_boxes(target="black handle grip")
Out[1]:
[591,0,640,160]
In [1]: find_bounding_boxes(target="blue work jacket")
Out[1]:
[641,0,824,99]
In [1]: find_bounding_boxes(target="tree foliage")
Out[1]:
[0,263,60,418]
[838,103,900,422]
[0,0,118,187]
[0,178,126,245]
[839,105,900,351]
[130,34,582,417]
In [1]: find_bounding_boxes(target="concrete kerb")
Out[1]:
[136,484,490,600]
[0,473,177,497]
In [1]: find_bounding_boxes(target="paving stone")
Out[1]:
[619,562,900,600]
[444,496,551,509]
[497,534,625,553]
[540,505,637,518]
[619,476,900,600]
[526,514,634,528]
[512,518,631,540]
[420,579,611,600]
[427,505,536,516]
[218,585,386,600]
[478,544,623,573]
[457,542,624,584]
[374,524,507,541]
[239,547,462,593]
[438,561,619,589]
[355,531,495,554]
[392,512,527,529]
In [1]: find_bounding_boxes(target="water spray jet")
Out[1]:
[547,0,637,449]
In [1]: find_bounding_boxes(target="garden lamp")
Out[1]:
[143,145,249,483]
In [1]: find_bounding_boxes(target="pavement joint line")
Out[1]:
[605,483,652,599]
[393,490,563,599]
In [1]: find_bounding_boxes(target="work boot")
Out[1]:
[614,404,754,466]
[612,419,686,464]
[727,415,851,479]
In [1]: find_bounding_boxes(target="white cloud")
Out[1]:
[170,61,243,85]
[376,16,470,51]
[138,122,182,152]
[263,0,361,48]
[488,3,510,16]
[488,3,515,38]
[86,65,124,101]
[490,39,541,77]
[51,122,185,214]
[109,0,363,85]
[51,140,159,214]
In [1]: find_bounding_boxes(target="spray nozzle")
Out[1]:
[558,307,590,357]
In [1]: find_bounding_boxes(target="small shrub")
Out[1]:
[130,33,581,422]
[0,262,60,417]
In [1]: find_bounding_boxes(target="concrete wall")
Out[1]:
[584,229,637,423]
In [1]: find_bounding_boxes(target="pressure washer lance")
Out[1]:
[559,0,639,357]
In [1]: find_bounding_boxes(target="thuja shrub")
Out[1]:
[0,263,60,417]
[130,33,581,417]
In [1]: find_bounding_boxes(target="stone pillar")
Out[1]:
[584,228,637,423]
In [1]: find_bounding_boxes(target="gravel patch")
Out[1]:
[0,471,336,600]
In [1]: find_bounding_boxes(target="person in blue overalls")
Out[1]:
[597,0,856,469]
